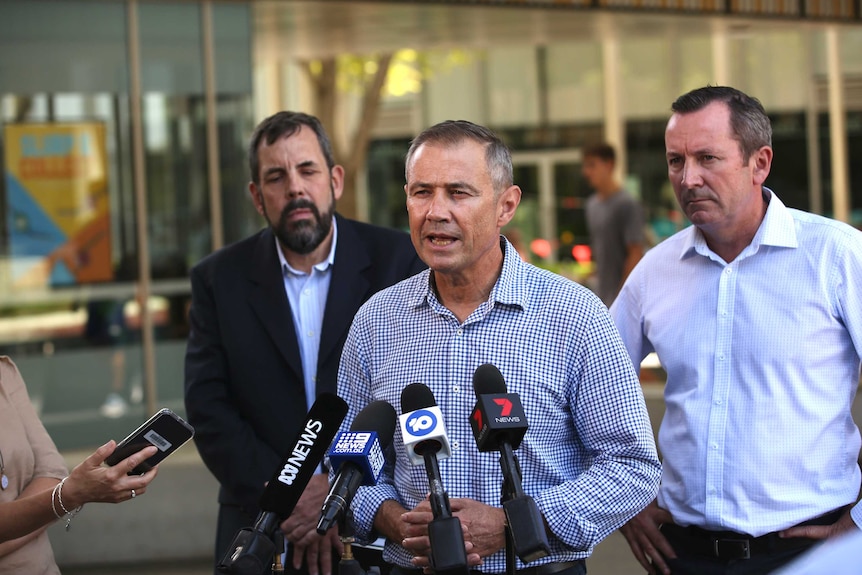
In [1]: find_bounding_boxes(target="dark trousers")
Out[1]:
[659,508,845,575]
[662,536,811,575]
[390,561,586,575]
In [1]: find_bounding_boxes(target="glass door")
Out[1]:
[510,149,584,267]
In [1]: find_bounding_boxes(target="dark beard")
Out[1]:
[270,197,334,255]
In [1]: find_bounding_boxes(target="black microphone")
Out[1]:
[470,364,550,563]
[316,400,397,534]
[217,392,349,575]
[400,383,468,575]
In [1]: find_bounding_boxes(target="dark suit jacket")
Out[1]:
[184,214,425,546]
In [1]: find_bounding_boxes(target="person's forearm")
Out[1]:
[0,476,61,543]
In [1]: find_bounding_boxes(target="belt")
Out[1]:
[393,561,583,575]
[661,507,846,561]
[476,560,584,575]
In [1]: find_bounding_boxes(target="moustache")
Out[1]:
[282,199,320,219]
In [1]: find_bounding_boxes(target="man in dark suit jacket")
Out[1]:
[184,111,425,575]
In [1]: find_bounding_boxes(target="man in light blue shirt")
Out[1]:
[338,120,661,575]
[611,86,862,575]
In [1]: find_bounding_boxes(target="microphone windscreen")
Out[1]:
[258,392,348,517]
[473,363,507,396]
[350,400,397,449]
[401,382,436,412]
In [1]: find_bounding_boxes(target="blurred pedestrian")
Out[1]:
[582,142,644,306]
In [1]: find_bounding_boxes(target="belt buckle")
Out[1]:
[713,538,751,560]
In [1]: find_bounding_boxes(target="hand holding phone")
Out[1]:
[105,408,195,475]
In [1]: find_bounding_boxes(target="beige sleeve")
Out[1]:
[0,357,68,480]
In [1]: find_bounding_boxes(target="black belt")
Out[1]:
[661,507,845,561]
[393,561,583,575]
[477,560,583,575]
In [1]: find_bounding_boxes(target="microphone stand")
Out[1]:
[500,462,517,575]
[337,509,380,575]
[422,452,469,575]
[498,445,550,567]
[272,530,285,574]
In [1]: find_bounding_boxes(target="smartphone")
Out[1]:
[105,408,195,474]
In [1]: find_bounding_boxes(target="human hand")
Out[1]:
[450,498,507,559]
[63,440,160,508]
[279,474,343,574]
[779,509,859,541]
[618,500,676,575]
[289,526,342,575]
[402,498,480,570]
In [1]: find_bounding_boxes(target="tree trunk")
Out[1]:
[299,54,394,220]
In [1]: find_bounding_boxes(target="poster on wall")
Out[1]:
[4,122,113,289]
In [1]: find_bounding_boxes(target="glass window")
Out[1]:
[546,42,604,123]
[0,0,253,451]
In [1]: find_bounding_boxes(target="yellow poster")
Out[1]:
[4,123,112,288]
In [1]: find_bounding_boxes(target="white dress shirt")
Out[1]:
[611,189,862,536]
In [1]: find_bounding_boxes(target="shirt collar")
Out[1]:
[276,216,338,276]
[412,236,527,312]
[679,187,797,261]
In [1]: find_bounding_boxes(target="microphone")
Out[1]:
[217,392,349,575]
[469,364,549,563]
[400,383,467,575]
[316,400,397,534]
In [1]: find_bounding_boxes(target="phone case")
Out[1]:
[105,408,195,474]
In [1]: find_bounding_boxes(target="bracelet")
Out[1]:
[56,476,84,531]
[50,481,64,520]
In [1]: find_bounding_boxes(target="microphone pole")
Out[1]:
[271,531,285,574]
[336,508,381,575]
[400,383,468,575]
[470,364,550,568]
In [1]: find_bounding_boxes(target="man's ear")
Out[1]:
[752,146,773,186]
[497,185,522,228]
[249,181,265,217]
[330,165,345,202]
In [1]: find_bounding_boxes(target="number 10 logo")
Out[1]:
[406,409,437,437]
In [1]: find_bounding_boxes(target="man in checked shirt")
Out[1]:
[337,120,661,575]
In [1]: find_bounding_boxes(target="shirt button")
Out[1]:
[453,385,460,393]
[725,268,733,274]
[456,329,463,336]
[714,399,722,405]
[307,331,314,338]
[452,440,460,450]
[711,443,718,450]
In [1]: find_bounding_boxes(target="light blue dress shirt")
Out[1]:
[338,237,661,571]
[277,219,337,412]
[611,189,862,536]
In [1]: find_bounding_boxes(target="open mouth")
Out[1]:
[427,233,458,247]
